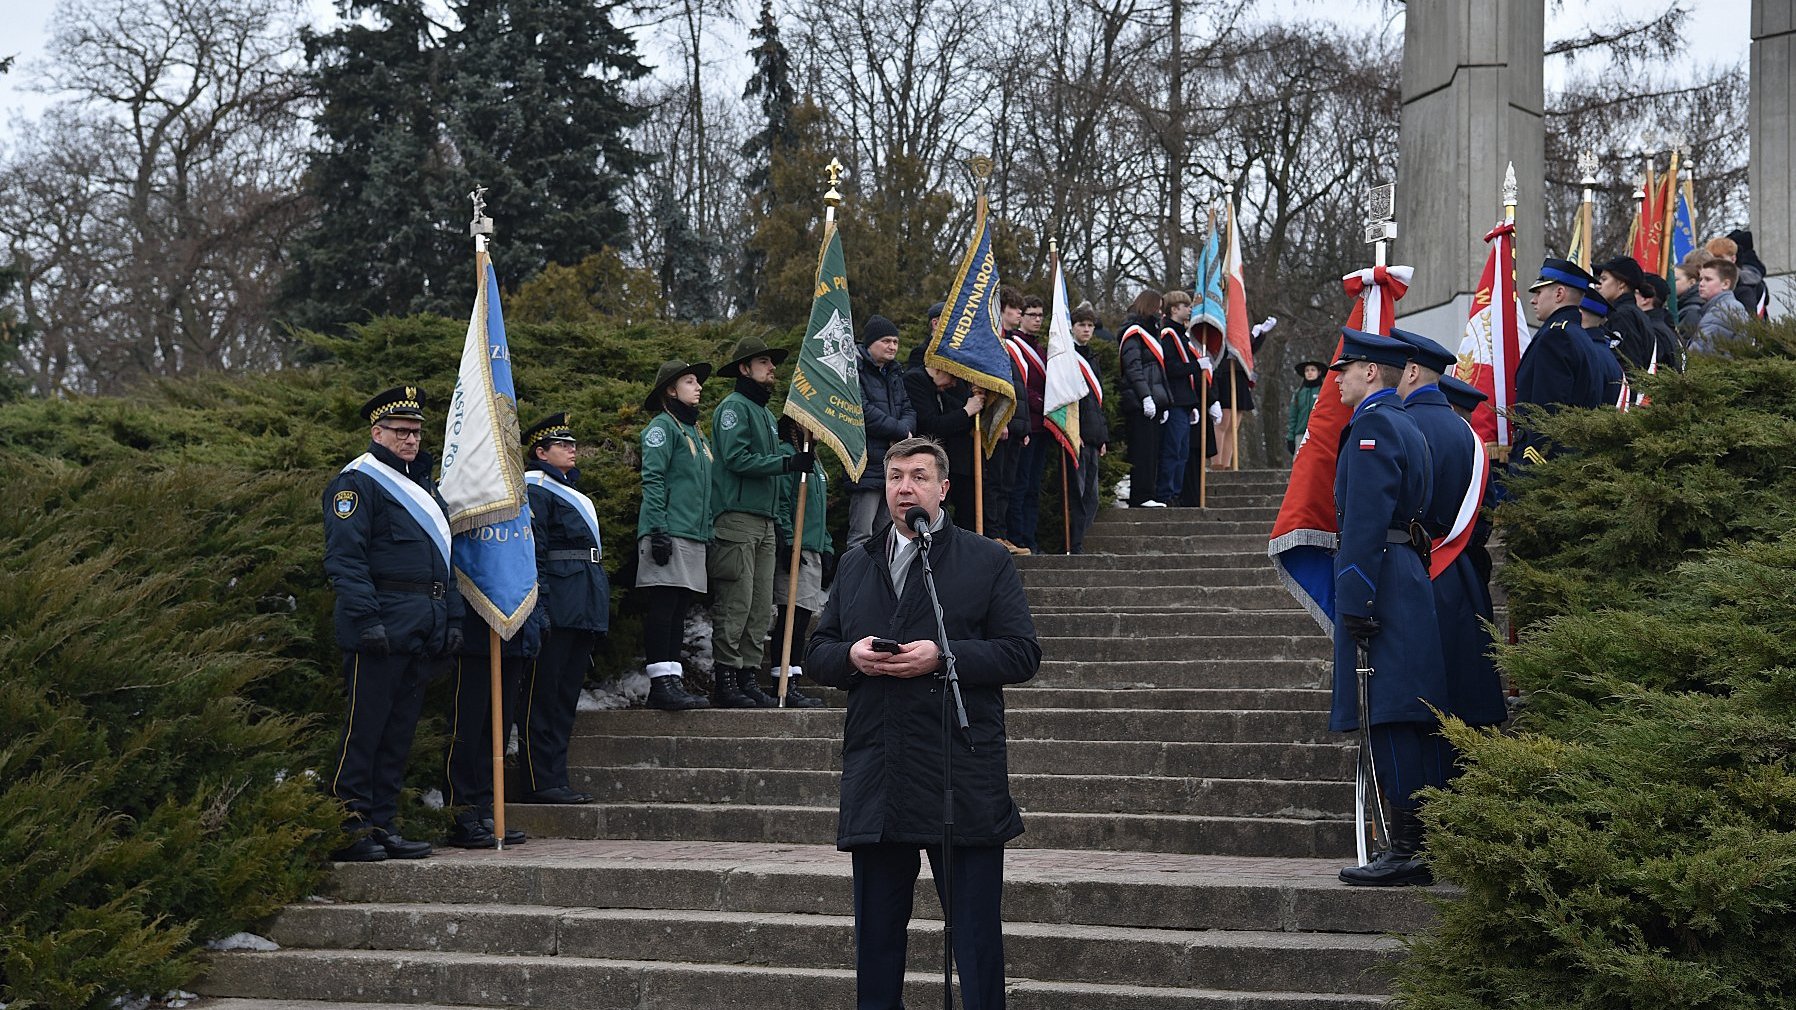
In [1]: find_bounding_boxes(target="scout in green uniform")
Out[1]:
[766,415,833,709]
[636,359,716,711]
[708,335,812,708]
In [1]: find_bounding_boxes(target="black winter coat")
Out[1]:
[323,442,465,654]
[853,349,916,489]
[905,367,976,476]
[808,517,1041,848]
[1605,293,1657,371]
[1159,318,1202,408]
[1116,313,1171,413]
[526,460,612,634]
[1075,344,1110,447]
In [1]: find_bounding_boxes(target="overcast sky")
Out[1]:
[0,0,1752,137]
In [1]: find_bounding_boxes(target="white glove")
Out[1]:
[1197,355,1214,373]
[1209,402,1223,424]
[1190,410,1201,426]
[1251,316,1278,340]
[1142,396,1158,420]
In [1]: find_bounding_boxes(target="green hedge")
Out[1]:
[1396,323,1796,1008]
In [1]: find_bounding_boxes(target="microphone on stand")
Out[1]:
[903,505,933,545]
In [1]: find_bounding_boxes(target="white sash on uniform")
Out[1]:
[527,470,603,556]
[345,453,452,566]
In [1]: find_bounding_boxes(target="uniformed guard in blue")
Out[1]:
[1439,376,1499,590]
[1578,288,1626,409]
[1516,258,1603,466]
[1326,330,1445,887]
[1374,330,1510,885]
[517,412,614,804]
[322,385,464,862]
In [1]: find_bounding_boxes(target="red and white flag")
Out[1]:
[1454,221,1531,450]
[1222,200,1256,381]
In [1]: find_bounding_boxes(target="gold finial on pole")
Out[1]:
[823,157,845,223]
[1501,161,1518,226]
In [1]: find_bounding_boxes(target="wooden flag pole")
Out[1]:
[776,434,811,707]
[1197,370,1208,507]
[1229,367,1240,470]
[973,415,985,534]
[488,627,506,849]
[1061,450,1072,555]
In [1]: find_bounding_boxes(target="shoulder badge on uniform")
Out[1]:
[644,424,668,448]
[719,407,739,430]
[333,489,358,519]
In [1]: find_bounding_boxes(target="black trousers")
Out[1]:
[767,605,815,669]
[639,585,690,665]
[518,627,597,793]
[1125,411,1162,505]
[946,471,977,528]
[444,653,527,823]
[984,438,1020,540]
[1067,444,1101,553]
[851,843,1006,1010]
[330,649,433,830]
[1371,721,1456,810]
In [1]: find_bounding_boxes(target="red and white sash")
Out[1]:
[1428,416,1488,579]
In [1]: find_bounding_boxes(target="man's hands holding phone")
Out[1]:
[850,636,943,678]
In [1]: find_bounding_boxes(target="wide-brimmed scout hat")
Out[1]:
[718,334,789,374]
[643,359,713,410]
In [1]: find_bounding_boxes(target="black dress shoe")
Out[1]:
[523,785,593,804]
[1339,808,1432,887]
[328,835,388,862]
[372,829,433,859]
[482,819,527,846]
[446,821,498,849]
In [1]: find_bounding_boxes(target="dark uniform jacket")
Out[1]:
[455,600,547,658]
[1644,305,1682,372]
[808,517,1041,848]
[1400,386,1506,728]
[526,460,611,634]
[323,442,464,654]
[853,348,916,490]
[1006,329,1048,436]
[1604,293,1658,371]
[905,368,976,477]
[1587,329,1625,410]
[1159,317,1202,409]
[1330,389,1445,732]
[1513,307,1599,464]
[1075,343,1110,448]
[1117,313,1171,414]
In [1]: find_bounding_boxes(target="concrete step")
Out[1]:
[201,948,1389,1009]
[570,735,1355,781]
[569,707,1335,745]
[505,804,1354,857]
[1085,521,1276,540]
[259,904,1397,995]
[554,766,1348,819]
[193,1002,498,1010]
[1005,686,1331,710]
[1033,659,1329,690]
[1016,551,1272,571]
[1096,505,1281,524]
[1038,612,1323,637]
[1020,567,1281,588]
[1039,635,1328,663]
[1077,534,1277,554]
[315,842,1436,935]
[1026,585,1299,610]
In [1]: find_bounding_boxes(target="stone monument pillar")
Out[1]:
[1393,0,1545,336]
[1752,1,1794,317]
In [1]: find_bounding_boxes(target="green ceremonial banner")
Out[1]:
[782,219,868,482]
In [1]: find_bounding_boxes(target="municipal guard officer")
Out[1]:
[1326,331,1446,887]
[1516,258,1603,466]
[322,386,463,862]
[1389,330,1508,817]
[516,413,612,803]
[709,335,812,707]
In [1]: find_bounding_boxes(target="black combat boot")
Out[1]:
[711,666,756,709]
[737,667,780,708]
[647,674,709,711]
[1338,807,1433,887]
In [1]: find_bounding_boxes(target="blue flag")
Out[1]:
[925,188,1016,455]
[1194,216,1227,344]
[1671,176,1698,269]
[437,254,538,639]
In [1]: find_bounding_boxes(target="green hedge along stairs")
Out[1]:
[199,469,1433,1008]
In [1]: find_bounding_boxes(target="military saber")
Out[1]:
[1354,643,1389,866]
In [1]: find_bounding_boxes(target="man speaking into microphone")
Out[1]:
[809,436,1041,1010]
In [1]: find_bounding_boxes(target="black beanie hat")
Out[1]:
[861,315,900,345]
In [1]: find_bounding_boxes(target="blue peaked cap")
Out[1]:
[1388,328,1457,373]
[1330,328,1412,370]
[1581,290,1611,317]
[1530,257,1595,292]
[1439,375,1488,412]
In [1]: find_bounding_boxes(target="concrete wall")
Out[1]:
[1753,1,1795,318]
[1393,0,1545,332]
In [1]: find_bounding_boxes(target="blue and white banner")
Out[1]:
[438,253,537,639]
[924,187,1016,456]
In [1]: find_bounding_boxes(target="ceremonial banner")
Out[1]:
[439,252,538,639]
[1565,213,1587,271]
[782,218,868,481]
[1671,167,1698,268]
[1042,255,1098,462]
[1629,162,1668,274]
[1654,150,1682,276]
[926,186,1017,455]
[1222,200,1256,379]
[1454,221,1532,450]
[1268,265,1412,635]
[1193,218,1225,376]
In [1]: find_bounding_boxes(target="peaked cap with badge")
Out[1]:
[362,385,426,424]
[1330,329,1413,370]
[1439,375,1489,413]
[523,412,577,447]
[1528,257,1594,293]
[1388,328,1458,374]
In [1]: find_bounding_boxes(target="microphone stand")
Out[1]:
[914,519,969,1010]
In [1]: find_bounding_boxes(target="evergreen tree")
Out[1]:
[282,0,461,333]
[446,0,650,284]
[656,182,720,323]
[742,98,836,328]
[0,262,32,401]
[732,0,798,314]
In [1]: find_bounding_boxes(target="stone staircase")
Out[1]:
[199,470,1432,1009]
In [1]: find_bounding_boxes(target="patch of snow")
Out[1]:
[1114,474,1131,506]
[205,932,279,952]
[109,996,149,1010]
[421,788,444,810]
